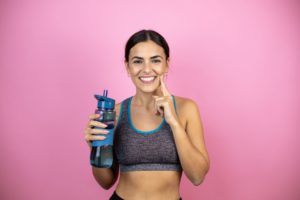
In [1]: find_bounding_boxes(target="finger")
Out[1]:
[153,95,165,101]
[160,75,171,96]
[155,100,164,117]
[89,113,100,120]
[158,106,164,117]
[87,120,108,128]
[153,95,161,115]
[85,134,106,142]
[90,128,110,134]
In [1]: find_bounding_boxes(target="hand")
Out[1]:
[84,114,109,148]
[152,75,179,126]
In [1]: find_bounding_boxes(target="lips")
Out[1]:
[139,76,157,84]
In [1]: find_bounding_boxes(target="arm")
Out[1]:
[88,103,121,189]
[153,76,209,185]
[170,99,210,186]
[91,157,119,190]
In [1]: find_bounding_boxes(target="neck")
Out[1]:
[133,87,164,108]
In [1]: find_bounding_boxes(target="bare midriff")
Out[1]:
[115,171,182,200]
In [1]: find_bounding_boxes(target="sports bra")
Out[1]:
[113,95,182,172]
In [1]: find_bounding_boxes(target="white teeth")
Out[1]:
[140,76,156,82]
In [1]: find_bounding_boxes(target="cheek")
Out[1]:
[132,69,140,76]
[152,65,166,74]
[128,67,140,76]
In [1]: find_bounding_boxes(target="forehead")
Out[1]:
[129,40,165,58]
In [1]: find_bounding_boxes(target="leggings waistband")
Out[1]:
[109,191,182,200]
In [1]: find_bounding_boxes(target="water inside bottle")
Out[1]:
[90,145,113,168]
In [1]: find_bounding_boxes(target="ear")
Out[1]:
[165,58,170,74]
[125,60,131,76]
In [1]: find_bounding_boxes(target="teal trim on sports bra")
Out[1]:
[128,95,177,135]
[172,95,177,114]
[128,96,166,134]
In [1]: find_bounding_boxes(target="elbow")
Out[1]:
[191,175,206,186]
[98,177,117,190]
[192,179,203,186]
[92,168,118,190]
[101,183,114,190]
[192,164,210,186]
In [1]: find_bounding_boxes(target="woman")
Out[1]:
[84,30,210,200]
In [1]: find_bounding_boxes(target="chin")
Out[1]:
[138,87,158,93]
[136,84,160,94]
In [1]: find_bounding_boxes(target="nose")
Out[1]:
[143,61,152,73]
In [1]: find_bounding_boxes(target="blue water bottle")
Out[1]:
[90,90,116,168]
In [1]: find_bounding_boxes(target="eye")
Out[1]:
[133,60,143,64]
[152,59,161,63]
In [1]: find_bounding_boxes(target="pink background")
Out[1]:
[0,1,299,199]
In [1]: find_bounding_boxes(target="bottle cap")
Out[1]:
[94,90,115,109]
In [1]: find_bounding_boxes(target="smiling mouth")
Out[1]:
[138,76,157,84]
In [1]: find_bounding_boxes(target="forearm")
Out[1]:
[88,145,119,190]
[92,167,117,190]
[170,122,210,185]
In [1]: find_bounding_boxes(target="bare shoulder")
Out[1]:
[173,95,200,116]
[173,95,209,164]
[172,95,201,130]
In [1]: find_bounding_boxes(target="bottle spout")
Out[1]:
[103,90,108,97]
[94,89,115,109]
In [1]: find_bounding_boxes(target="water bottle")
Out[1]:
[90,89,116,168]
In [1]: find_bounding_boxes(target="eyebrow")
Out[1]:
[150,55,163,59]
[131,55,163,60]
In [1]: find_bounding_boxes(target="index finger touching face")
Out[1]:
[160,75,171,96]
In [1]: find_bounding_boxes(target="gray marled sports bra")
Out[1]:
[114,95,182,172]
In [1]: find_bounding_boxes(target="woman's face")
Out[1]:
[125,40,169,93]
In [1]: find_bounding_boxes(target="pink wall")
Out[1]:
[0,1,299,199]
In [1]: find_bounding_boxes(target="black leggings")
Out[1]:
[109,191,123,200]
[109,191,182,200]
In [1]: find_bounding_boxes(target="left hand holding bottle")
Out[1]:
[152,75,179,126]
